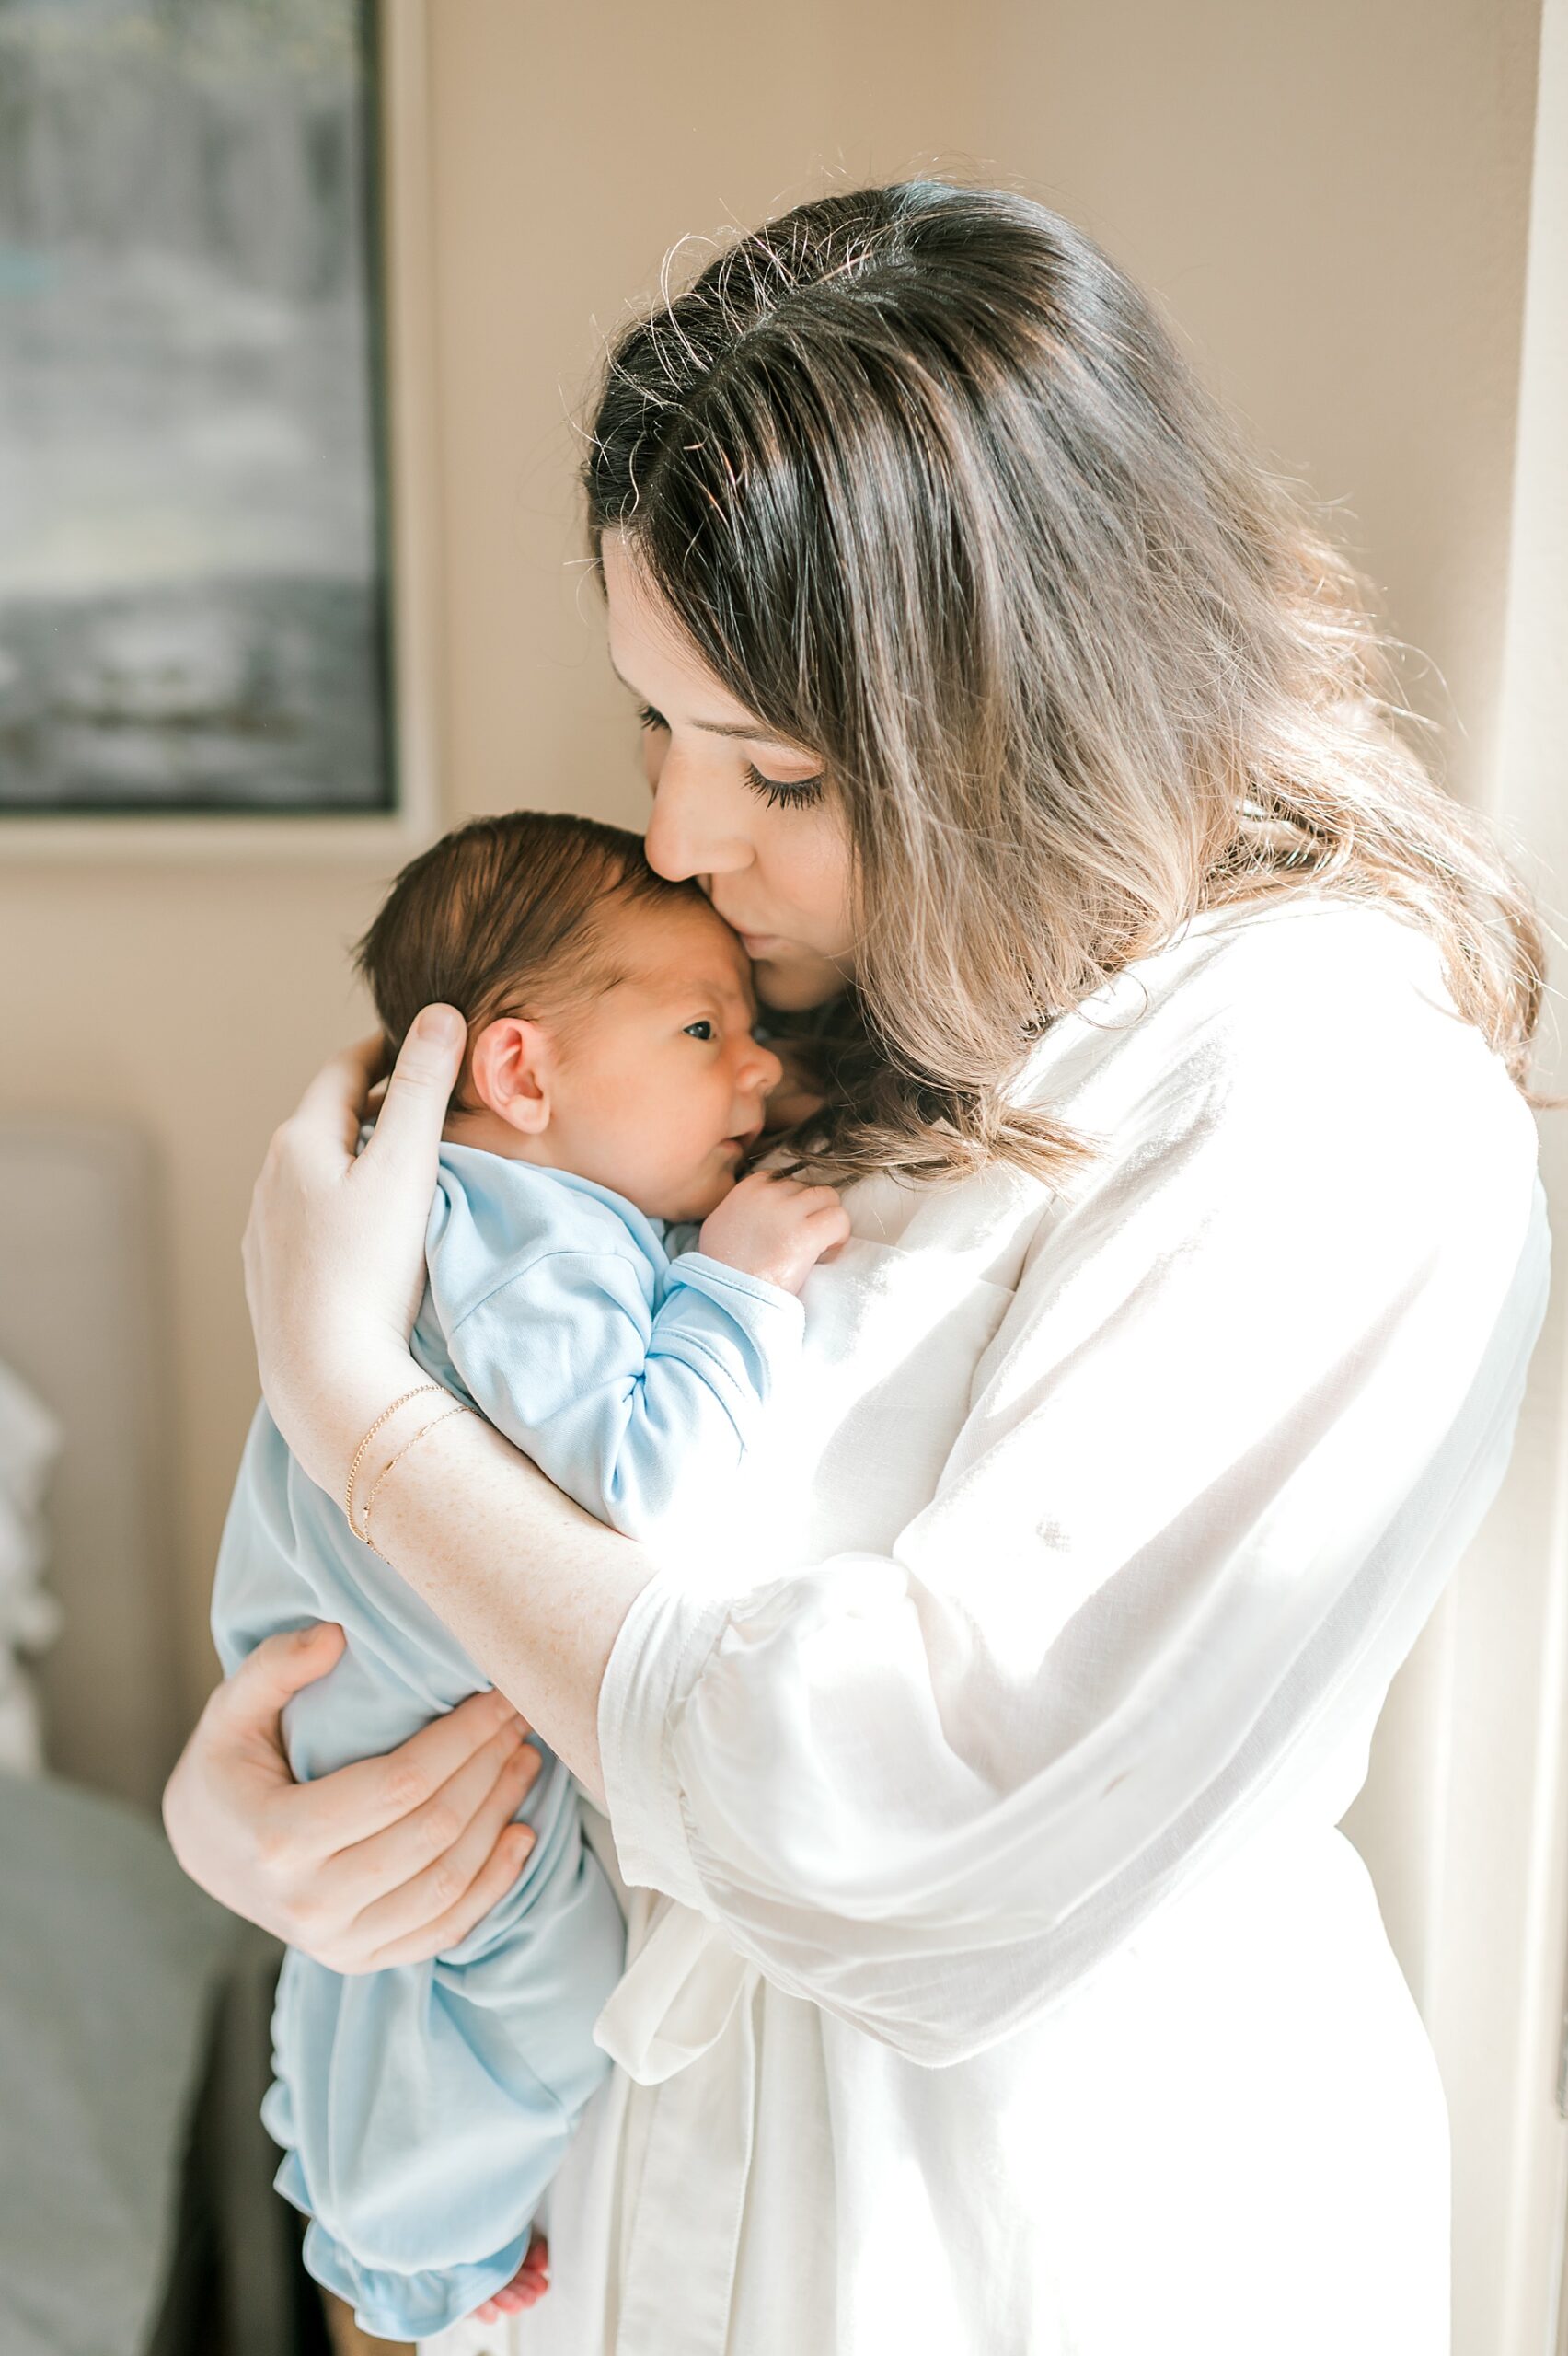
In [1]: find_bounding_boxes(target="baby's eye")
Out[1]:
[683,1019,715,1041]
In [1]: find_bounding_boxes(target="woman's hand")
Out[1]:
[241,1004,467,1496]
[162,1623,542,1969]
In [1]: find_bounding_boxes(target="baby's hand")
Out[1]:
[698,1170,850,1295]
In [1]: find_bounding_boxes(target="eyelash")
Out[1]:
[637,704,825,811]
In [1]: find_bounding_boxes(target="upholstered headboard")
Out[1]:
[0,1120,182,1809]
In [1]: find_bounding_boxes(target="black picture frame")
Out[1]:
[0,0,399,822]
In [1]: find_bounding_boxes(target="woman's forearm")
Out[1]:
[236,1018,652,1806]
[363,1402,655,1806]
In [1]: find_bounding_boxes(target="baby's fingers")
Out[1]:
[806,1199,852,1257]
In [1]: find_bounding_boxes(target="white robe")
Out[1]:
[430,896,1547,2356]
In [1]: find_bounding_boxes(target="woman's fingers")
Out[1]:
[350,1743,542,1965]
[341,1722,539,1923]
[282,1715,536,1969]
[293,1685,526,1853]
[362,1817,539,1971]
[357,1003,464,1179]
[163,1627,348,1939]
[212,1623,348,1755]
[167,1680,539,1970]
[240,1021,444,1485]
[287,1032,386,1162]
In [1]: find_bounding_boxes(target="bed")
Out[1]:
[0,1119,329,2356]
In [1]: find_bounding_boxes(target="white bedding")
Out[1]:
[0,1355,60,1775]
[0,1118,179,1807]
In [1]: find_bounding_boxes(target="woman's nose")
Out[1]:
[643,755,749,881]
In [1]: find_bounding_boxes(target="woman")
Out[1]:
[165,183,1548,2353]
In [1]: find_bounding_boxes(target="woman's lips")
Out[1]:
[705,890,785,957]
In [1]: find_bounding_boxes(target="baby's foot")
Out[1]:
[470,2231,550,2321]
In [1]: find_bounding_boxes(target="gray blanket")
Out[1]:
[0,1773,236,2356]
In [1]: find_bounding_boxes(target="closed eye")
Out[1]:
[744,762,825,810]
[640,703,824,810]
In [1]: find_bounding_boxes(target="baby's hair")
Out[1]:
[355,810,705,1088]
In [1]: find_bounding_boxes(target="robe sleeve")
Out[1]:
[597,965,1547,2066]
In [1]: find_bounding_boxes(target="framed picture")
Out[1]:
[0,0,439,857]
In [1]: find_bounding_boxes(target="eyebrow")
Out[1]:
[646,971,757,1019]
[659,978,753,1011]
[608,660,780,742]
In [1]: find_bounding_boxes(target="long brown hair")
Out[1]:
[584,180,1542,1186]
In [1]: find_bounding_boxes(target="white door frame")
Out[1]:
[1347,7,1568,2345]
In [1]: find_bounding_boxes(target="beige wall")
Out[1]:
[0,0,1542,1729]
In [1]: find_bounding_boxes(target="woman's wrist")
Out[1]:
[281,1343,425,1503]
[348,1382,472,1555]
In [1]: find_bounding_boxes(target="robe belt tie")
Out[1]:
[594,1895,762,2356]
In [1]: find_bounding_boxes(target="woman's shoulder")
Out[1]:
[1015,892,1539,1199]
[1090,891,1449,1022]
[1026,893,1514,1091]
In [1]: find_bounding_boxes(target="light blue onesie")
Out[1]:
[211,1141,802,2340]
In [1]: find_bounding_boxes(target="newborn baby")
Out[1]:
[211,810,847,2340]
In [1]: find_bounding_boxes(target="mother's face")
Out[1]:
[601,532,857,1012]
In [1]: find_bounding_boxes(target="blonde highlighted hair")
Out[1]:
[584,180,1542,1185]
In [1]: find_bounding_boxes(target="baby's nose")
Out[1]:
[752,1042,786,1094]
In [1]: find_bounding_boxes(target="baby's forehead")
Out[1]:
[609,895,753,1005]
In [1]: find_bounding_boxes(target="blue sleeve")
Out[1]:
[445,1245,803,1540]
[267,1641,627,2341]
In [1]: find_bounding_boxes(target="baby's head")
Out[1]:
[357,811,783,1219]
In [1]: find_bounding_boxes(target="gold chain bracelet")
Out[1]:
[355,1401,471,1561]
[345,1384,450,1542]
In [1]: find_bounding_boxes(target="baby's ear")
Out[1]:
[469,1017,551,1133]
